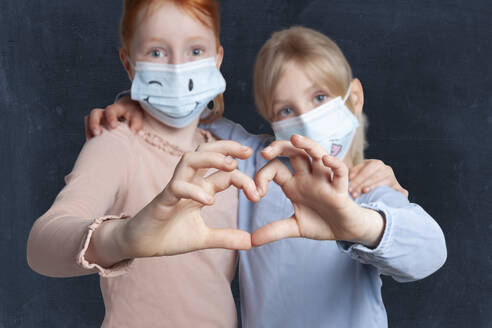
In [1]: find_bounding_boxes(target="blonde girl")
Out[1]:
[235,26,446,328]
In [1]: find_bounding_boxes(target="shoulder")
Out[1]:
[75,123,137,171]
[84,123,136,152]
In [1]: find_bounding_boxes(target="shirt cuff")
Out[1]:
[336,202,394,263]
[76,214,134,278]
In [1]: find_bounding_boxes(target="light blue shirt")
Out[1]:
[203,118,447,328]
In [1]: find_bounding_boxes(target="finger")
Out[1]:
[89,109,105,136]
[254,159,293,197]
[290,155,311,174]
[322,155,349,191]
[262,140,307,160]
[84,115,94,140]
[204,228,252,250]
[128,108,144,133]
[360,179,409,198]
[348,161,365,180]
[196,140,252,160]
[105,104,123,129]
[290,134,328,160]
[205,169,260,202]
[174,151,238,182]
[358,172,392,194]
[348,160,382,196]
[192,141,252,179]
[251,217,300,246]
[162,180,215,206]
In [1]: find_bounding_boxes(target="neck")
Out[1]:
[142,111,201,152]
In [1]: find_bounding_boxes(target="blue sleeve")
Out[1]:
[337,186,447,282]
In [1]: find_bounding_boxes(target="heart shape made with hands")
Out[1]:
[125,137,384,258]
[248,135,384,248]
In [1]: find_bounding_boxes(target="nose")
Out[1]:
[297,103,312,116]
[168,56,179,65]
[168,53,186,65]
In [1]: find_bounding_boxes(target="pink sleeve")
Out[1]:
[27,125,135,278]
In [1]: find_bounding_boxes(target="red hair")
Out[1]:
[120,0,224,121]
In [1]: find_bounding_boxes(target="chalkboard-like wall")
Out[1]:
[1,1,491,327]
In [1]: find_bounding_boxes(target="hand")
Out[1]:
[84,96,144,139]
[349,159,408,198]
[252,135,384,248]
[90,141,260,267]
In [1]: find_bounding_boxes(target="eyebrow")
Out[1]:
[185,36,210,44]
[141,36,211,47]
[145,37,167,44]
[272,83,317,107]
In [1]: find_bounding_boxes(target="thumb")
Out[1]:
[251,217,300,246]
[204,228,252,250]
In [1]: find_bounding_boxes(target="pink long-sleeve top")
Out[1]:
[27,114,239,328]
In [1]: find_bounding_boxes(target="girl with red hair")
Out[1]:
[27,1,260,326]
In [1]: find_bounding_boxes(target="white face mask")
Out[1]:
[130,57,226,128]
[271,84,360,160]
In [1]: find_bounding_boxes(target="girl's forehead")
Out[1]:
[275,62,318,94]
[132,1,215,45]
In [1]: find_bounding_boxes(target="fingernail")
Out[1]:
[204,194,213,203]
[111,122,118,129]
[95,129,101,136]
[254,190,260,199]
[263,146,272,153]
[352,192,359,198]
[241,146,250,152]
[225,156,234,164]
[257,187,263,196]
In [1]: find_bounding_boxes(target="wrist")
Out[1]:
[92,219,130,267]
[352,206,386,248]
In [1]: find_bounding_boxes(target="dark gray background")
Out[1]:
[1,0,491,327]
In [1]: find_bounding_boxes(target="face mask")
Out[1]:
[271,84,360,160]
[130,57,226,128]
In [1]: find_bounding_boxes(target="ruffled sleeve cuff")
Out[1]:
[77,214,134,278]
[336,202,394,263]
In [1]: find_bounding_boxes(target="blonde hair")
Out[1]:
[253,26,367,165]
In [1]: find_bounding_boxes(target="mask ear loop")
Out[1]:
[343,81,353,103]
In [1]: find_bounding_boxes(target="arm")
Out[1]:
[27,125,259,278]
[338,186,447,282]
[253,134,446,281]
[88,140,260,267]
[27,126,134,277]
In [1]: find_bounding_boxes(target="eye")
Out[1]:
[278,107,294,118]
[314,94,327,104]
[150,49,164,58]
[190,48,204,56]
